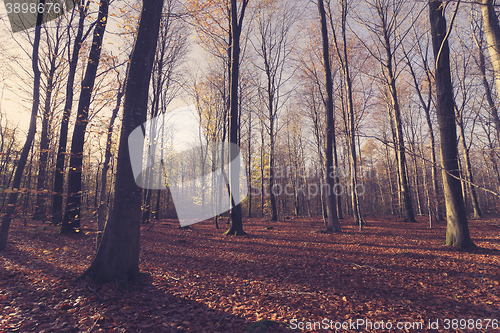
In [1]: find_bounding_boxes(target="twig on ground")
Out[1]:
[87,285,120,303]
[87,310,107,333]
[267,291,316,295]
[332,257,378,270]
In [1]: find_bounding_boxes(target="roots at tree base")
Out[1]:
[445,233,476,250]
[224,228,247,236]
[78,260,145,288]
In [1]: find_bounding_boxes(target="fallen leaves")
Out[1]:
[1,216,500,332]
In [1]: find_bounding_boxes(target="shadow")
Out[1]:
[1,241,292,333]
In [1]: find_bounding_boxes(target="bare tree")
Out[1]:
[225,0,249,235]
[80,0,164,283]
[358,0,416,222]
[33,15,68,220]
[61,0,110,233]
[401,15,444,222]
[51,0,93,224]
[481,0,500,115]
[317,0,341,232]
[142,0,188,223]
[0,5,45,251]
[96,65,125,251]
[328,0,364,227]
[250,0,296,222]
[429,0,475,248]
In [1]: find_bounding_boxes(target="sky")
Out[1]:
[0,0,205,153]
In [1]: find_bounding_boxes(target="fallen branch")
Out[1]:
[87,309,107,333]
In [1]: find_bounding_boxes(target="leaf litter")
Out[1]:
[1,216,499,332]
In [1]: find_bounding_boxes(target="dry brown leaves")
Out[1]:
[1,216,499,332]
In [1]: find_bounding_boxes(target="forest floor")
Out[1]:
[1,215,500,333]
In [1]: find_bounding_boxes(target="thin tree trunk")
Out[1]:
[403,29,444,222]
[386,60,415,222]
[248,109,252,218]
[482,0,500,126]
[473,26,500,141]
[96,78,124,251]
[61,0,109,233]
[34,53,58,220]
[457,119,482,218]
[0,5,44,251]
[318,0,340,232]
[52,0,89,224]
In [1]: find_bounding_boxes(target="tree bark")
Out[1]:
[328,0,359,225]
[318,0,340,232]
[429,0,475,249]
[473,22,500,142]
[225,0,249,236]
[0,5,45,251]
[384,32,416,222]
[52,0,89,225]
[34,36,60,220]
[457,117,482,218]
[96,76,124,252]
[61,0,109,233]
[80,0,164,284]
[482,0,500,122]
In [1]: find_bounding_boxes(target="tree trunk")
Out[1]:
[421,140,433,227]
[330,0,360,226]
[0,5,44,251]
[248,109,252,218]
[457,119,482,218]
[269,121,278,221]
[34,52,58,221]
[385,46,415,222]
[318,0,340,232]
[80,0,164,284]
[225,0,249,236]
[52,1,88,225]
[61,0,109,233]
[482,0,500,126]
[429,0,475,249]
[260,129,265,217]
[96,77,124,252]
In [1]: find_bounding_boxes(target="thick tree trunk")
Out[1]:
[52,1,88,224]
[61,0,109,233]
[429,0,475,249]
[225,0,248,236]
[0,6,44,251]
[318,0,340,232]
[482,0,500,119]
[80,0,163,284]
